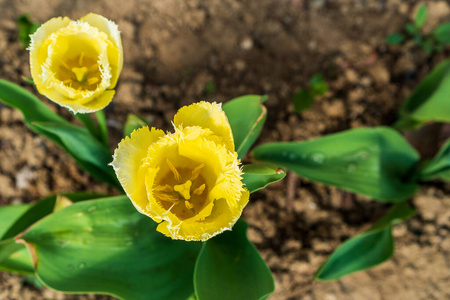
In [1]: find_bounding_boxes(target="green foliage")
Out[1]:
[223,95,268,159]
[242,164,286,193]
[293,74,328,114]
[0,204,30,239]
[21,196,202,300]
[385,33,405,45]
[32,122,120,189]
[433,23,450,44]
[253,127,420,202]
[204,81,216,94]
[124,114,148,138]
[16,14,40,48]
[314,203,415,280]
[0,80,120,189]
[194,219,274,300]
[0,204,33,275]
[394,59,450,130]
[414,4,427,28]
[386,4,450,54]
[416,138,450,182]
[0,193,102,275]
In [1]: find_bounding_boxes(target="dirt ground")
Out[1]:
[1,0,449,299]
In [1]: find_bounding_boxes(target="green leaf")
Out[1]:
[75,113,101,140]
[0,204,33,275]
[433,23,450,44]
[394,59,450,130]
[242,164,286,193]
[252,127,419,202]
[422,39,434,54]
[0,79,68,130]
[194,219,274,300]
[314,203,415,280]
[0,243,34,275]
[309,74,328,96]
[405,23,418,35]
[0,238,33,275]
[416,138,450,181]
[0,204,30,239]
[32,122,120,189]
[223,95,267,159]
[415,4,428,29]
[124,114,148,138]
[293,89,315,114]
[16,14,40,48]
[0,80,119,188]
[21,196,201,300]
[2,193,104,241]
[385,33,405,45]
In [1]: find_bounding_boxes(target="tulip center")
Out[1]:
[154,159,208,219]
[56,53,102,91]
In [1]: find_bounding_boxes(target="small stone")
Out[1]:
[368,63,390,85]
[322,100,345,117]
[240,37,253,50]
[345,69,359,84]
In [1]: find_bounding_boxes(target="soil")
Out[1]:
[1,0,450,299]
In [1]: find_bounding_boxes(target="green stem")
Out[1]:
[95,110,109,148]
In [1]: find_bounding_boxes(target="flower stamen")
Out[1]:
[193,184,206,195]
[190,163,205,181]
[166,158,182,182]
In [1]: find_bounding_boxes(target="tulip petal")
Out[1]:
[174,102,235,152]
[29,17,72,86]
[80,13,123,88]
[157,189,249,241]
[111,127,165,215]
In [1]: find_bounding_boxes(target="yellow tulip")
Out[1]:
[111,102,249,241]
[29,13,123,113]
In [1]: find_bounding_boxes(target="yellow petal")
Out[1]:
[29,17,72,87]
[111,126,165,215]
[157,188,249,241]
[38,89,115,114]
[80,13,123,88]
[173,101,235,152]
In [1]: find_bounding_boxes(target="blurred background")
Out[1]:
[0,0,449,299]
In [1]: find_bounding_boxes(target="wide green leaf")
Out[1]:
[0,204,30,239]
[416,138,450,182]
[223,95,267,159]
[434,23,450,44]
[314,203,415,280]
[194,219,274,300]
[2,193,104,241]
[242,164,285,193]
[32,122,119,189]
[394,59,450,130]
[252,127,419,202]
[0,204,33,274]
[124,114,148,138]
[20,196,201,300]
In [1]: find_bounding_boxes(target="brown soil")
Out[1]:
[1,0,450,299]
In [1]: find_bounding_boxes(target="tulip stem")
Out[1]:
[95,110,109,148]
